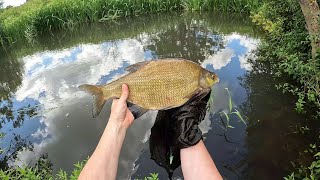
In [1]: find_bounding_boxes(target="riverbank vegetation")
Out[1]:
[251,0,320,179]
[0,0,320,179]
[252,0,319,115]
[0,156,159,179]
[0,0,259,46]
[0,157,85,180]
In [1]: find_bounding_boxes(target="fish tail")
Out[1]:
[79,84,107,118]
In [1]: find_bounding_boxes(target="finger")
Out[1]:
[119,84,129,102]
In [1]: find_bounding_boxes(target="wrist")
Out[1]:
[106,118,127,136]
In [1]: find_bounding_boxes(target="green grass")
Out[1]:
[0,156,160,180]
[0,12,257,62]
[0,0,182,46]
[0,0,261,48]
[182,0,260,12]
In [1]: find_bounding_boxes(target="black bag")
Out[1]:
[149,89,211,178]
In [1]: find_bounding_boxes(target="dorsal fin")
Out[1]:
[124,61,150,72]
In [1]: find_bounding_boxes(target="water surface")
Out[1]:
[0,13,313,179]
[0,0,26,8]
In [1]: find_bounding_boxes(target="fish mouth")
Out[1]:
[216,76,220,83]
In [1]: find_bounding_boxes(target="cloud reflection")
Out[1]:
[7,27,260,178]
[11,38,153,175]
[202,33,260,71]
[2,0,26,8]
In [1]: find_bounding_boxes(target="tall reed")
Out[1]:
[0,0,261,48]
[182,0,260,12]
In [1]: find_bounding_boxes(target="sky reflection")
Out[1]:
[1,18,259,179]
[1,0,26,8]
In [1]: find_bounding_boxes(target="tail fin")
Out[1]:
[79,84,106,118]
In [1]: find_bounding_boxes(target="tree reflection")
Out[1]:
[144,16,225,62]
[0,134,34,169]
[0,101,39,128]
[0,52,23,101]
[0,51,38,129]
[0,51,40,170]
[141,13,258,64]
[239,59,316,179]
[0,12,261,176]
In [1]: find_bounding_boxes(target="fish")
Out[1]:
[79,58,219,118]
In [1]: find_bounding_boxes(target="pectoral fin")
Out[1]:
[127,102,149,119]
[125,61,150,72]
[184,88,203,100]
[185,88,211,103]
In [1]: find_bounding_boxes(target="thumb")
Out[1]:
[119,84,129,102]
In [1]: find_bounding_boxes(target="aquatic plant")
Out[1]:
[218,88,247,130]
[143,173,159,180]
[0,132,4,154]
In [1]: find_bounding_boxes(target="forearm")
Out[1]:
[79,120,126,180]
[181,140,222,180]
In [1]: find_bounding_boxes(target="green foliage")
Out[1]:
[0,0,182,46]
[220,111,234,129]
[276,57,320,114]
[251,0,320,178]
[182,0,260,13]
[68,161,86,180]
[251,0,320,116]
[144,173,159,180]
[0,0,262,47]
[251,4,283,36]
[0,157,86,180]
[232,109,247,126]
[0,156,53,180]
[225,88,233,112]
[0,132,4,154]
[284,145,320,180]
[219,88,247,130]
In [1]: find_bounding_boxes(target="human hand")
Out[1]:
[109,84,134,130]
[149,88,211,175]
[172,88,211,148]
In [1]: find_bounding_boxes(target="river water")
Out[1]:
[0,13,313,179]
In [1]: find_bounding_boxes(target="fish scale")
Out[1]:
[79,59,219,117]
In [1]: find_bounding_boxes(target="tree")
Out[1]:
[299,0,320,59]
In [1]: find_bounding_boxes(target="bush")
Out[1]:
[0,156,86,180]
[251,1,320,178]
[285,144,320,180]
[251,0,320,116]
